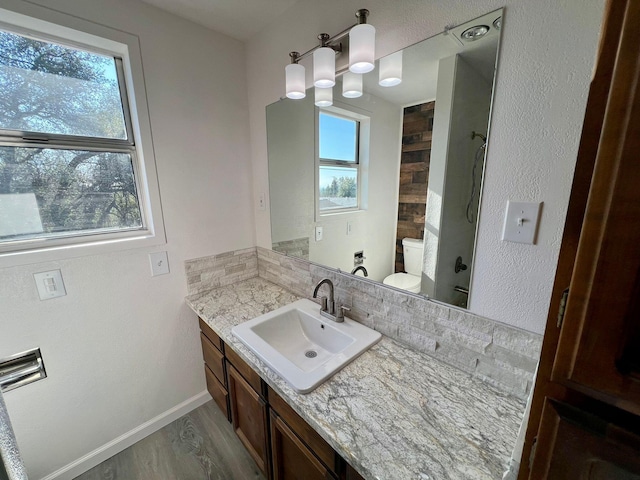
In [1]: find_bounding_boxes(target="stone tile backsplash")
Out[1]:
[185,247,542,399]
[185,247,258,296]
[272,237,309,260]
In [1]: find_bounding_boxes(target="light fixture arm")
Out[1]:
[288,9,369,64]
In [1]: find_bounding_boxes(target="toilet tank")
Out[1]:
[402,238,424,276]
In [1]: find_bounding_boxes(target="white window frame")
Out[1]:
[0,4,165,267]
[315,106,369,218]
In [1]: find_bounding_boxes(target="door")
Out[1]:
[520,0,640,477]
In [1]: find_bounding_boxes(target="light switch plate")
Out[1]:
[34,270,66,300]
[315,226,323,242]
[149,251,170,276]
[502,201,542,244]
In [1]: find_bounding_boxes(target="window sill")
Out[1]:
[0,229,166,268]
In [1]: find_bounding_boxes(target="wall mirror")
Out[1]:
[267,9,502,310]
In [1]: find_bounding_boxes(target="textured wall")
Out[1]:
[246,0,606,334]
[0,0,254,478]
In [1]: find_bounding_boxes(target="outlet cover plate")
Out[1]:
[149,251,170,276]
[34,270,66,300]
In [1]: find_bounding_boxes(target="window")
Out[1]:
[0,23,155,256]
[318,111,360,213]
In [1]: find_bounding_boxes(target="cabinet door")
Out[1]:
[227,363,269,475]
[270,410,335,480]
[345,464,365,480]
[268,386,337,471]
[532,399,640,479]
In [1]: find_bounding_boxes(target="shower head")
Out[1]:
[471,131,487,143]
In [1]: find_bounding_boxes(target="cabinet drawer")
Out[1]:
[269,386,337,472]
[199,317,224,352]
[204,364,229,421]
[226,346,263,395]
[200,332,225,385]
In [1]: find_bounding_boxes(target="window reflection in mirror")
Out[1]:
[318,112,360,213]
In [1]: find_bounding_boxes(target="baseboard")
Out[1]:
[39,390,211,480]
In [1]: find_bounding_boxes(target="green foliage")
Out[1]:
[0,31,141,240]
[320,176,357,198]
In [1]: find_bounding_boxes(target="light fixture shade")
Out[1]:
[315,86,333,107]
[379,50,402,87]
[342,72,363,98]
[313,47,336,88]
[349,23,375,74]
[285,63,306,99]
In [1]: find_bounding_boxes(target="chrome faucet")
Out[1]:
[350,265,368,277]
[312,278,349,323]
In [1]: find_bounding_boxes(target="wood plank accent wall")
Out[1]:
[395,101,434,272]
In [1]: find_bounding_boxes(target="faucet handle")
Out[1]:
[336,305,351,320]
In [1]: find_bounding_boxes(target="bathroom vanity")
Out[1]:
[186,276,526,480]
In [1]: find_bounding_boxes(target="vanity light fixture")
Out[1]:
[285,9,376,100]
[379,50,403,87]
[315,86,333,107]
[286,52,306,99]
[313,34,336,88]
[342,72,363,98]
[349,10,376,74]
[493,17,502,31]
[460,25,490,42]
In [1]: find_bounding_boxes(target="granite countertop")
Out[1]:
[186,277,525,480]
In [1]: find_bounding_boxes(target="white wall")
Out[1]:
[0,0,254,478]
[247,0,605,334]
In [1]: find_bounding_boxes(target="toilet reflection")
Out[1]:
[383,238,423,293]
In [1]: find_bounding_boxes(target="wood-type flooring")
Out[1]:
[74,400,264,480]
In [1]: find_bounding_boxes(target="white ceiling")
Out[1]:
[139,0,300,40]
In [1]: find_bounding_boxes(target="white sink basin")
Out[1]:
[232,298,381,393]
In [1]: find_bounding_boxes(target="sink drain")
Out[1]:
[305,350,318,358]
